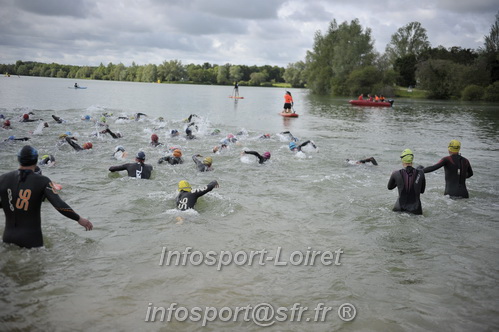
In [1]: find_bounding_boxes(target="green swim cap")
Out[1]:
[400,149,414,163]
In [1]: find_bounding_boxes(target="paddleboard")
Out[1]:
[279,112,299,117]
[69,86,87,89]
[229,96,244,99]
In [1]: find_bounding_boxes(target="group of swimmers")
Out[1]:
[387,139,473,215]
[0,107,473,249]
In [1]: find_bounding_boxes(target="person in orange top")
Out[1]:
[375,95,380,102]
[283,91,294,113]
[358,94,363,100]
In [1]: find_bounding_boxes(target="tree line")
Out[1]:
[0,60,285,87]
[291,14,499,101]
[2,13,498,101]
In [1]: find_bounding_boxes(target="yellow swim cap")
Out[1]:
[203,157,212,165]
[400,149,414,163]
[178,180,191,192]
[448,139,461,153]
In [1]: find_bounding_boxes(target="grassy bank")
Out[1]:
[394,86,428,99]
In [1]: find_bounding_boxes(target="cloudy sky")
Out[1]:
[0,0,497,68]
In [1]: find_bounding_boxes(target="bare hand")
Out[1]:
[78,217,93,231]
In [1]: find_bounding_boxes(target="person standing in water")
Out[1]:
[423,139,473,198]
[283,91,294,113]
[0,145,93,248]
[109,151,153,179]
[387,149,426,215]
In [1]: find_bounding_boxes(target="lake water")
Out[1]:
[0,76,498,331]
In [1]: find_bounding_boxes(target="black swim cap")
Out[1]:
[136,151,146,160]
[18,145,38,166]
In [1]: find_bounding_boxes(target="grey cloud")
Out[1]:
[14,0,95,18]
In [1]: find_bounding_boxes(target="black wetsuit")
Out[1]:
[109,162,153,179]
[176,181,218,211]
[358,157,378,165]
[65,136,83,151]
[158,156,183,165]
[39,155,55,165]
[423,154,473,198]
[102,128,121,139]
[387,166,426,215]
[244,151,267,164]
[52,115,63,123]
[192,155,212,172]
[0,169,80,248]
[296,140,316,151]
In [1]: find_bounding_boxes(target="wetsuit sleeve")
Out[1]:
[423,158,446,173]
[387,171,397,190]
[109,164,128,172]
[466,161,473,178]
[244,151,264,163]
[192,181,218,197]
[105,128,118,139]
[420,170,426,193]
[158,157,167,164]
[359,157,378,165]
[44,184,80,221]
[192,155,203,168]
[65,136,83,151]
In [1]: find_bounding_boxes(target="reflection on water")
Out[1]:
[0,77,498,331]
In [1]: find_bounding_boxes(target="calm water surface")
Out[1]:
[0,76,498,331]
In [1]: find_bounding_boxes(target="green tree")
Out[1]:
[283,61,306,88]
[229,65,243,82]
[385,22,430,64]
[306,19,376,95]
[416,59,467,99]
[393,54,417,87]
[158,60,185,81]
[141,64,157,82]
[484,11,499,53]
[481,11,499,84]
[217,64,230,85]
[249,71,268,86]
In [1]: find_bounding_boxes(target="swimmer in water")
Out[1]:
[346,157,378,165]
[39,154,56,166]
[176,180,219,211]
[2,120,12,129]
[158,149,184,165]
[0,145,93,248]
[289,140,317,152]
[280,131,299,142]
[423,139,473,198]
[192,154,213,172]
[242,150,271,164]
[65,136,93,151]
[150,134,162,147]
[101,127,123,139]
[113,146,128,160]
[109,151,153,179]
[387,149,426,215]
